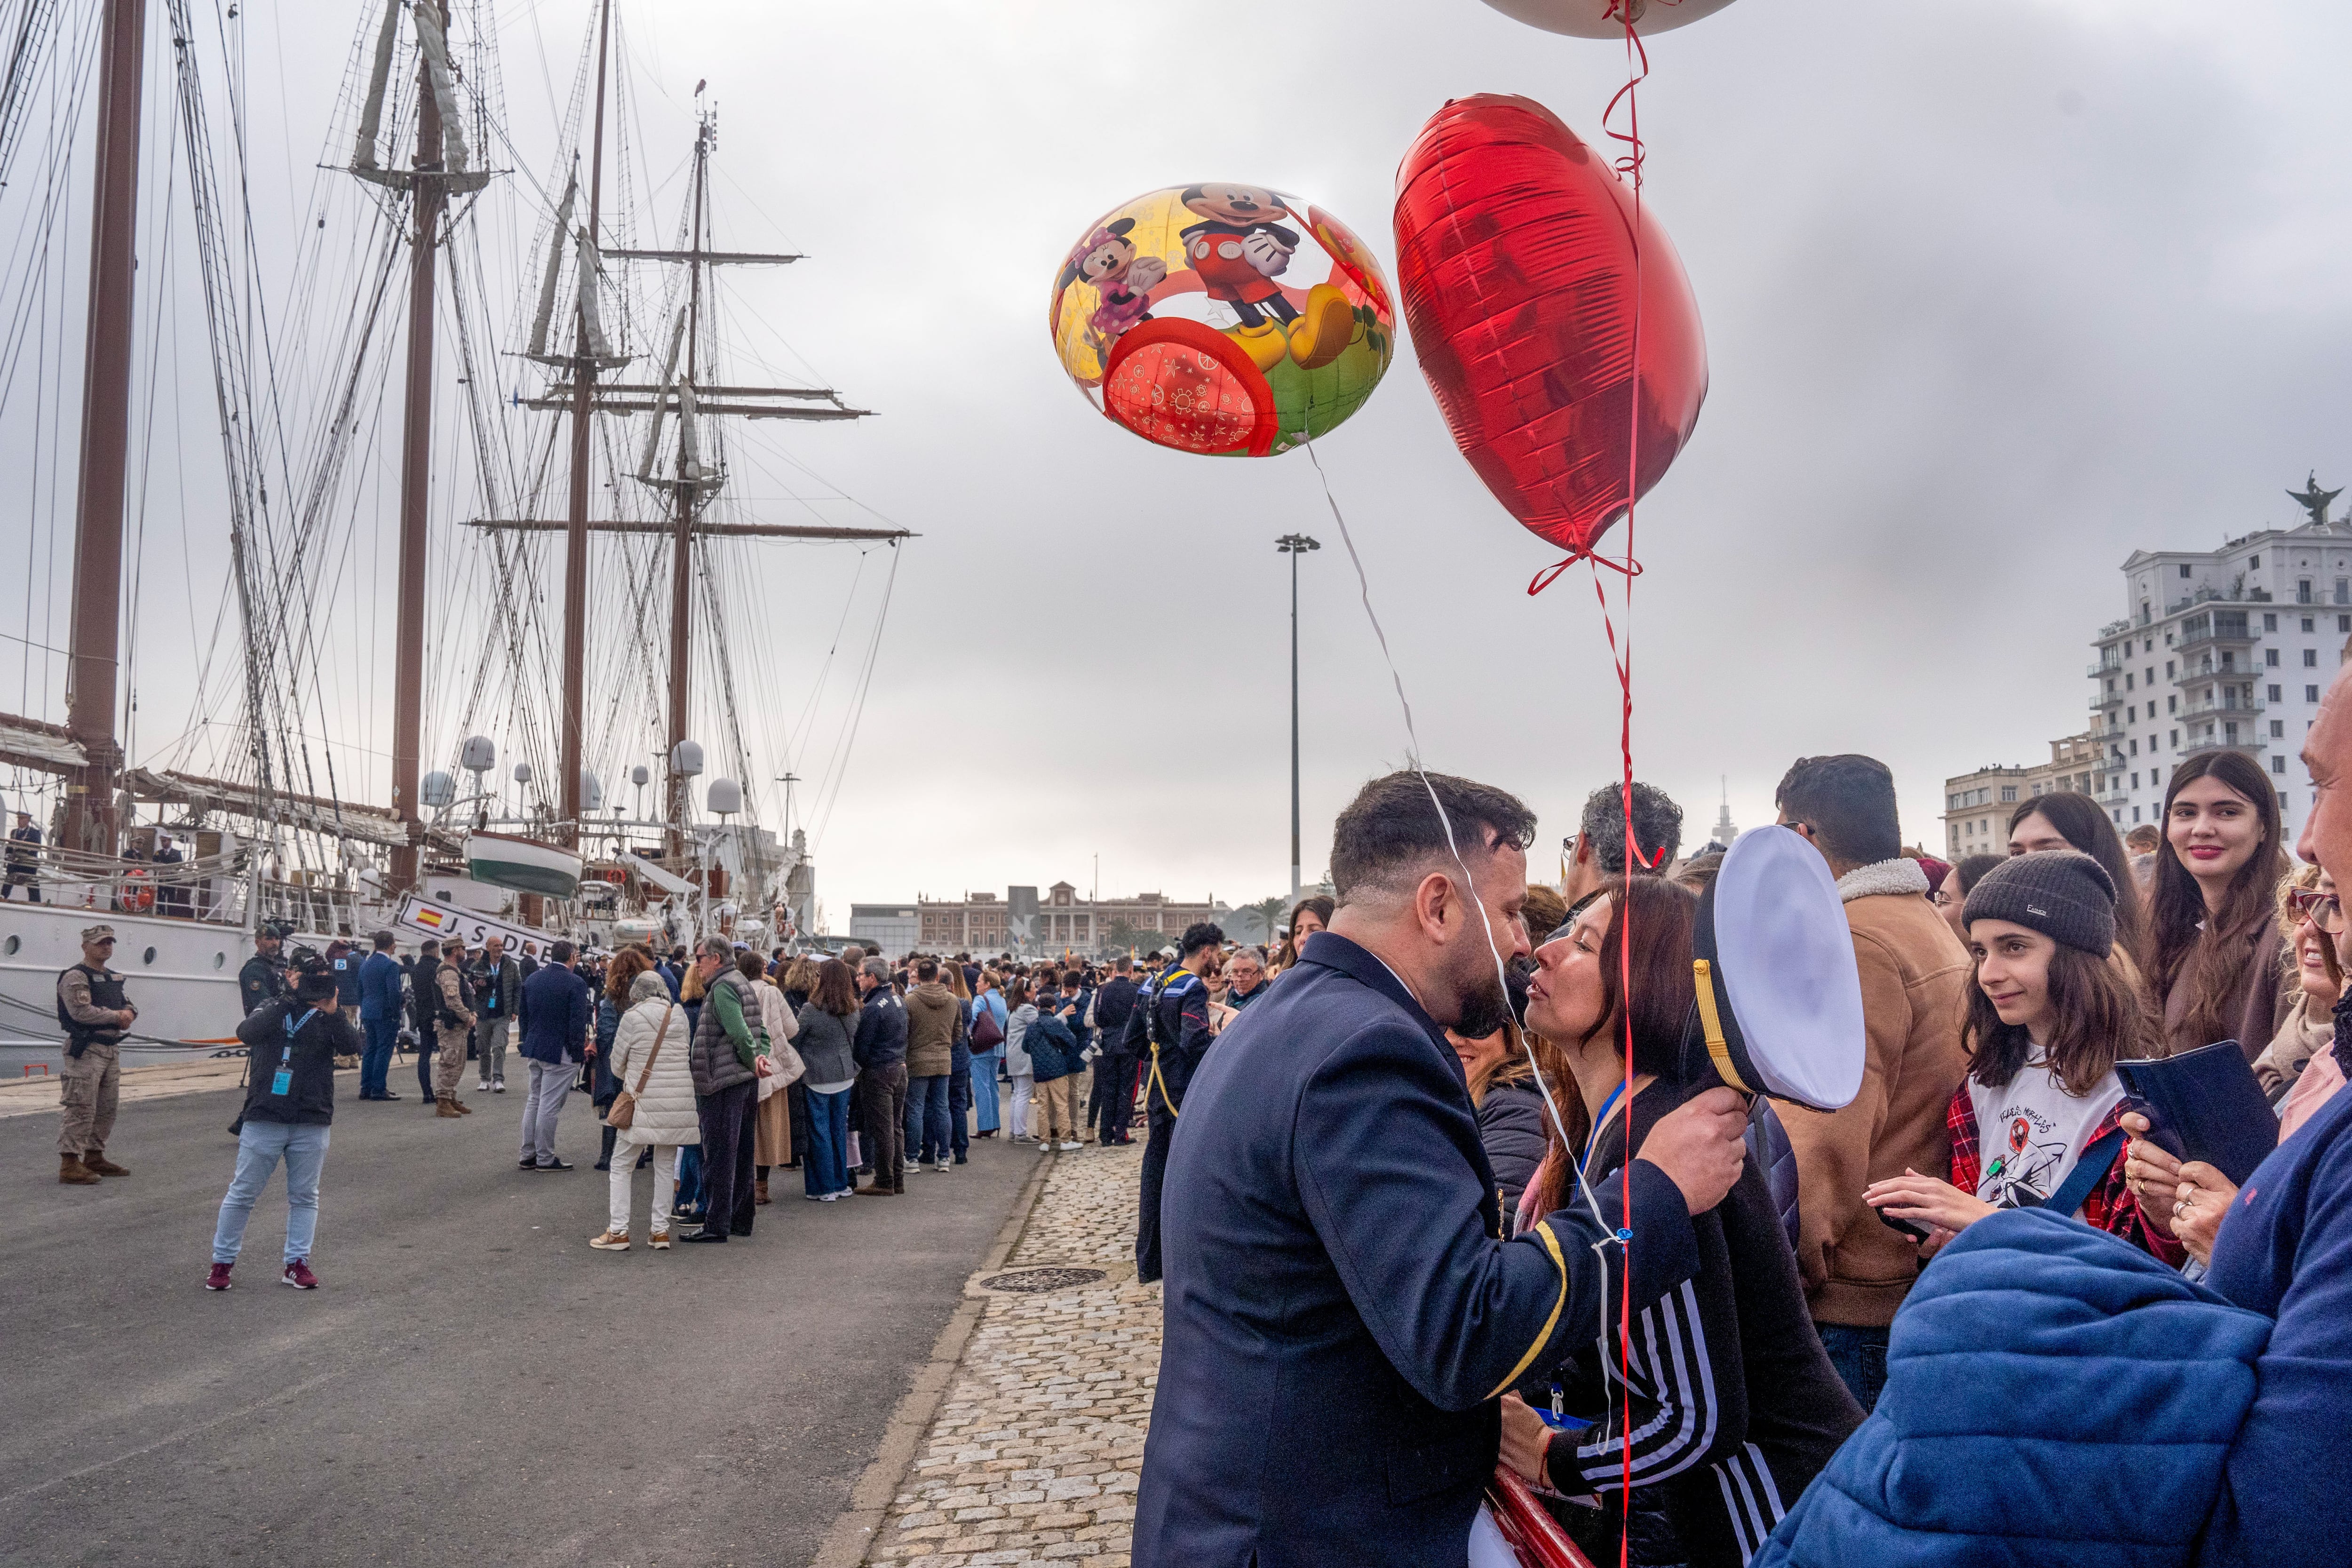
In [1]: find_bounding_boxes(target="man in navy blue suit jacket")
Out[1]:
[1136,771,1751,1568]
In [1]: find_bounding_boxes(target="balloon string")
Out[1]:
[1609,16,1648,1565]
[1526,544,1643,598]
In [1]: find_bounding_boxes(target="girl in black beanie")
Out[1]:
[1865,851,2179,1260]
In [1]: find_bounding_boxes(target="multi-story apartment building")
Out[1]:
[1942,732,2106,859]
[2090,481,2351,844]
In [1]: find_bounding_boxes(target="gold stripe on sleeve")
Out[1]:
[1486,1220,1570,1401]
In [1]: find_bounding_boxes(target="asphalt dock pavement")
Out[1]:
[0,1078,1039,1567]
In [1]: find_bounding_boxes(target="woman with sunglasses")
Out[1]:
[2129,871,2352,1267]
[1497,878,1861,1568]
[2252,868,2343,1101]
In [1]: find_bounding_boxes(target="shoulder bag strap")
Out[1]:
[2039,1126,2127,1220]
[635,1004,674,1096]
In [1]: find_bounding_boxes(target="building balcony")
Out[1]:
[2090,685,2123,709]
[2177,735,2265,760]
[2098,786,2130,808]
[2173,661,2258,689]
[2179,697,2265,721]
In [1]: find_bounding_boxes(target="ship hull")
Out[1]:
[0,901,252,1072]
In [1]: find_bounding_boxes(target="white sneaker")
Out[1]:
[1058,1141,1082,1151]
[935,1161,951,1173]
[1039,1141,1056,1154]
[477,1080,490,1091]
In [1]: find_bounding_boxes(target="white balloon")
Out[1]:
[1478,0,1739,39]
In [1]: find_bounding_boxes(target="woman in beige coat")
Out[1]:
[590,971,699,1251]
[744,950,803,1203]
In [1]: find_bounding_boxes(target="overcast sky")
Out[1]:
[10,0,2352,924]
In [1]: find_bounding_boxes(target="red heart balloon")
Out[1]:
[1393,95,1707,559]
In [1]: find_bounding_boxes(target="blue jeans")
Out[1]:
[360,1017,397,1098]
[949,1067,971,1159]
[1817,1322,1890,1413]
[906,1074,951,1163]
[212,1120,330,1266]
[804,1086,851,1197]
[675,1143,705,1215]
[969,1050,1001,1131]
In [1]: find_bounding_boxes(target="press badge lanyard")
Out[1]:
[1578,1079,1628,1182]
[274,1007,318,1096]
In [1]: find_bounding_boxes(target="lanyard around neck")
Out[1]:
[1580,1078,1629,1177]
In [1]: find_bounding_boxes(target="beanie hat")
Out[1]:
[1960,850,2116,957]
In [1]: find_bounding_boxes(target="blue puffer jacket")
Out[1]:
[1755,1209,2271,1568]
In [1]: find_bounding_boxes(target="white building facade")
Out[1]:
[2092,496,2352,846]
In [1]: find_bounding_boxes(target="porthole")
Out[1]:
[1,935,17,955]
[143,947,158,965]
[213,952,227,970]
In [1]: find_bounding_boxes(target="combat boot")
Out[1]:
[58,1154,98,1185]
[435,1095,464,1118]
[81,1148,129,1177]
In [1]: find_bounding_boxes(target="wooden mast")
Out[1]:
[59,0,146,857]
[558,0,612,852]
[663,115,709,856]
[389,9,448,893]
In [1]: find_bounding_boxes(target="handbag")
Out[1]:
[604,1003,674,1130]
[971,1003,1004,1051]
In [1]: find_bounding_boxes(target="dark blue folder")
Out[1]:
[2115,1039,2281,1188]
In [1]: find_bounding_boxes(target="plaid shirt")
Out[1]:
[1947,1082,2185,1265]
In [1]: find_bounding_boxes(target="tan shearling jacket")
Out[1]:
[1775,857,1973,1329]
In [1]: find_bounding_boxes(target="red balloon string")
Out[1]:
[1609,16,1648,1568]
[1525,544,1644,598]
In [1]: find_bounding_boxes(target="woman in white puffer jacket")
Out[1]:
[591,967,700,1251]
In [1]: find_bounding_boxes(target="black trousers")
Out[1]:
[1093,1052,1137,1144]
[1136,1096,1177,1283]
[786,1079,812,1168]
[697,1080,758,1237]
[948,1066,972,1159]
[416,1037,435,1098]
[859,1062,908,1191]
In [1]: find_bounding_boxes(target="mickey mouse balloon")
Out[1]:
[1049,184,1394,457]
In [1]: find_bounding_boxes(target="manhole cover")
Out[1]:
[979,1266,1107,1294]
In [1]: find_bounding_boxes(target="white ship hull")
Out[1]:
[0,901,251,1064]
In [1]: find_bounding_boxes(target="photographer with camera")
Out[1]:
[206,949,358,1290]
[238,922,290,1017]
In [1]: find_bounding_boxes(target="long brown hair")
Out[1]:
[2147,750,2287,1047]
[604,947,651,1003]
[1522,878,1699,1219]
[811,957,859,1018]
[2006,790,2149,961]
[1274,895,1336,969]
[1963,939,2154,1096]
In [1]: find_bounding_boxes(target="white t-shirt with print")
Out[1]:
[1969,1059,2124,1213]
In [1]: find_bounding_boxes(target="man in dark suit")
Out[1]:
[1136,771,1748,1568]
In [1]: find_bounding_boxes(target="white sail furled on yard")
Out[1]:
[526,170,580,360]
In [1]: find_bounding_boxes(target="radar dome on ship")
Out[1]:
[420,771,457,809]
[459,735,496,772]
[580,771,604,812]
[670,740,703,777]
[706,777,743,816]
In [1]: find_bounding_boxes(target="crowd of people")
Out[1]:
[1136,691,2352,1568]
[49,878,1322,1285]
[46,678,2352,1563]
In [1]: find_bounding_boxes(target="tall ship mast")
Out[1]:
[0,2,906,1061]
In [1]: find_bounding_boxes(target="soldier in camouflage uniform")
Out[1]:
[56,924,135,1184]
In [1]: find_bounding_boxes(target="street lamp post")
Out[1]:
[1276,533,1320,902]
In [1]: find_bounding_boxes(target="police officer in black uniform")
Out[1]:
[239,923,289,1018]
[1121,921,1222,1284]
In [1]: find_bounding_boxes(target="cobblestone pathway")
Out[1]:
[866,1140,1157,1568]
